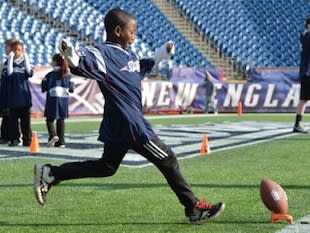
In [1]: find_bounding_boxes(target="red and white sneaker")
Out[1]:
[186,199,225,225]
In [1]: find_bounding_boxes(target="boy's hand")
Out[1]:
[59,39,73,56]
[58,39,79,67]
[154,40,176,66]
[61,41,69,53]
[166,41,175,55]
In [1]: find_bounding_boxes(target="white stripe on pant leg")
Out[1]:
[148,141,169,158]
[145,143,167,159]
[143,141,168,160]
[143,144,162,159]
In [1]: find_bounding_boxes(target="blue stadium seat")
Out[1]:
[173,0,310,69]
[5,0,309,72]
[0,2,83,66]
[8,0,214,69]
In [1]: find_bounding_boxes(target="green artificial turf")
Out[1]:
[0,113,309,233]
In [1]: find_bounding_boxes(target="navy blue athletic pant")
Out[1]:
[51,136,197,209]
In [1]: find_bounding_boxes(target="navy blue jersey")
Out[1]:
[300,30,310,77]
[42,68,74,120]
[70,42,155,146]
[6,57,33,108]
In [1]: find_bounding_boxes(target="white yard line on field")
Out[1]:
[275,214,310,233]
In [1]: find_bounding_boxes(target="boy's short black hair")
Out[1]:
[104,8,134,33]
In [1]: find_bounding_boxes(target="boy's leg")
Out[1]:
[135,138,196,208]
[52,142,128,180]
[133,137,225,224]
[34,142,128,205]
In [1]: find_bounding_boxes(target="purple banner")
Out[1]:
[30,67,104,117]
[29,66,302,116]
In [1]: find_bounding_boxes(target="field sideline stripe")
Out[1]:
[31,114,214,124]
[0,130,294,168]
[275,214,310,233]
[31,113,297,124]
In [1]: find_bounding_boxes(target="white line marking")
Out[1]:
[275,215,310,233]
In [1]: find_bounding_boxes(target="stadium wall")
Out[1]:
[29,67,301,117]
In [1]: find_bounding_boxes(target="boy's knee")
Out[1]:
[158,155,179,169]
[102,164,118,177]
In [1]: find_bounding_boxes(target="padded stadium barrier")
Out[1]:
[29,66,301,117]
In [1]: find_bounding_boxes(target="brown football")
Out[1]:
[259,179,288,214]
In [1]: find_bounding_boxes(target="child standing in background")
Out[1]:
[0,38,19,144]
[42,53,74,147]
[6,40,33,146]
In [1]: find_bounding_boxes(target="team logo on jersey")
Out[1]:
[0,121,296,167]
[120,60,140,73]
[49,86,69,97]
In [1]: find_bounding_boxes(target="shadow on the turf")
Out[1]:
[0,222,189,227]
[0,183,309,190]
[0,220,270,227]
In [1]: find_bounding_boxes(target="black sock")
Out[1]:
[295,114,302,127]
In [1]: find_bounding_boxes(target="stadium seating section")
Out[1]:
[0,0,83,66]
[0,0,211,76]
[173,0,310,69]
[1,0,310,74]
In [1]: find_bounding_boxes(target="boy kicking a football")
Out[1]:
[33,8,225,224]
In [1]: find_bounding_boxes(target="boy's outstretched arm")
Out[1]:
[58,39,107,83]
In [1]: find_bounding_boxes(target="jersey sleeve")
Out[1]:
[24,53,33,77]
[69,47,107,83]
[139,58,155,78]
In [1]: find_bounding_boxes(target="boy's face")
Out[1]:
[12,44,24,59]
[118,18,136,49]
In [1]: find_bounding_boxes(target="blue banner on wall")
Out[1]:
[215,67,300,113]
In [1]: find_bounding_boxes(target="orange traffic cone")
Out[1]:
[29,132,40,153]
[200,134,211,156]
[237,101,243,116]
